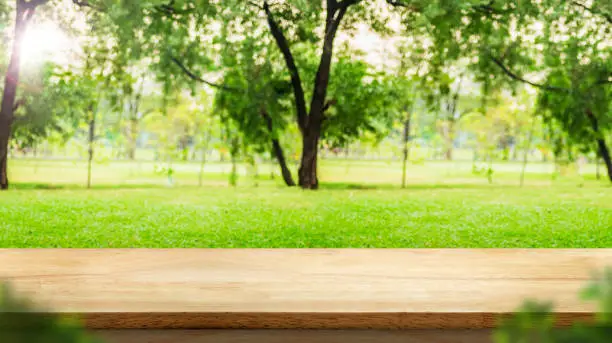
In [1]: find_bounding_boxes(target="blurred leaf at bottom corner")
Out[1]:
[0,283,104,343]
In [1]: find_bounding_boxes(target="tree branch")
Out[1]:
[262,0,308,132]
[170,56,242,92]
[12,99,26,112]
[260,107,297,186]
[157,0,193,16]
[459,108,477,119]
[260,107,274,132]
[323,99,337,112]
[473,1,511,15]
[71,0,104,11]
[571,1,612,24]
[24,0,50,9]
[141,109,156,118]
[448,74,464,116]
[247,0,264,10]
[71,0,91,7]
[328,5,348,39]
[386,0,409,7]
[487,51,570,93]
[338,0,361,8]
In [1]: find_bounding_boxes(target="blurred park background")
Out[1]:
[0,0,610,247]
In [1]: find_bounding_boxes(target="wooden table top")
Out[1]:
[0,249,610,329]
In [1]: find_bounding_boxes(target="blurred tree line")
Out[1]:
[0,0,609,189]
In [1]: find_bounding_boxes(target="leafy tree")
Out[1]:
[48,15,119,188]
[244,0,392,189]
[10,63,83,151]
[122,0,393,189]
[387,0,610,182]
[322,51,400,151]
[428,1,610,180]
[520,114,538,187]
[110,70,158,161]
[537,63,611,182]
[521,2,611,181]
[213,21,297,186]
[209,12,400,187]
[0,0,53,189]
[0,0,113,189]
[429,74,481,161]
[192,89,215,186]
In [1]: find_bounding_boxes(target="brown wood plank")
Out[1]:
[0,249,609,329]
[96,329,494,343]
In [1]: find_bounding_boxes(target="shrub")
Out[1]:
[495,268,612,342]
[0,284,102,343]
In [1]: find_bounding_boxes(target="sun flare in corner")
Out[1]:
[20,21,74,67]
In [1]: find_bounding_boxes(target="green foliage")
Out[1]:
[11,64,85,148]
[0,284,102,343]
[582,269,612,324]
[391,0,611,165]
[214,23,291,155]
[323,54,400,148]
[538,62,611,154]
[495,268,612,343]
[3,0,609,188]
[84,0,219,96]
[0,0,8,35]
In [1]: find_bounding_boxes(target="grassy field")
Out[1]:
[1,158,610,248]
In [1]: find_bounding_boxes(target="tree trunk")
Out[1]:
[229,148,238,187]
[401,114,411,189]
[272,138,295,186]
[264,1,352,189]
[443,121,454,161]
[520,119,536,187]
[0,2,35,190]
[586,109,612,182]
[167,159,174,186]
[86,113,95,189]
[596,139,612,182]
[445,144,453,161]
[198,130,209,187]
[440,118,456,161]
[511,133,519,161]
[251,157,259,188]
[264,1,357,189]
[298,131,320,189]
[0,133,9,189]
[261,109,295,186]
[198,148,206,187]
[127,117,138,160]
[297,5,346,189]
[228,130,239,187]
[487,154,494,184]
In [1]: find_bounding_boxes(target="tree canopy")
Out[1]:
[0,0,610,189]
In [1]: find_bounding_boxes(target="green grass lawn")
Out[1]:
[1,158,610,247]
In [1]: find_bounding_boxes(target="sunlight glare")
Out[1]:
[20,21,73,67]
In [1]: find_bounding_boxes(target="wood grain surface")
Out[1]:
[0,249,610,329]
[96,329,494,343]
